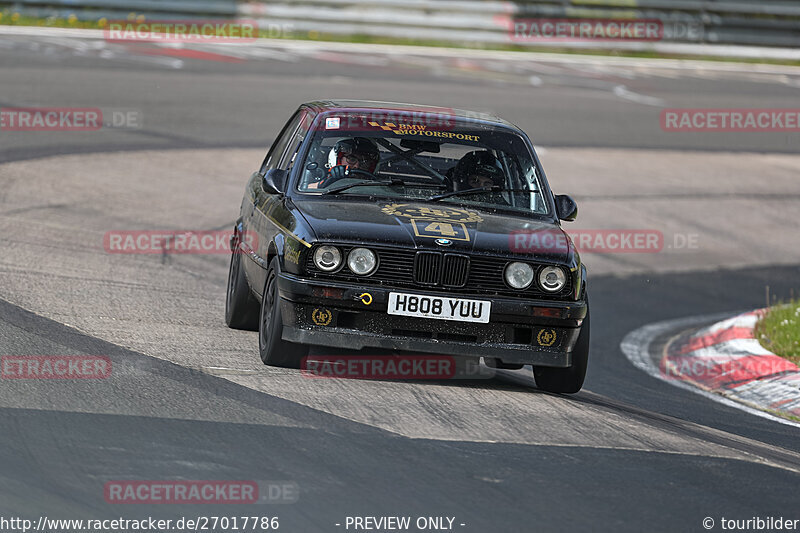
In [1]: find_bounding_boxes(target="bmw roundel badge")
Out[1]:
[435,238,453,246]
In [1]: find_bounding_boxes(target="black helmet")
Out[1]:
[453,151,504,190]
[328,137,380,173]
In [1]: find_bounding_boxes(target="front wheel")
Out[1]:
[225,251,259,331]
[533,309,590,394]
[258,257,308,368]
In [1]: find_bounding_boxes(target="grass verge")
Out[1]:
[756,301,800,366]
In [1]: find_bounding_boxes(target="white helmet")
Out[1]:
[327,137,380,172]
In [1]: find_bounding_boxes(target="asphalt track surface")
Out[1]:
[1,31,800,532]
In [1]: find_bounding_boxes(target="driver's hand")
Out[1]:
[319,165,349,187]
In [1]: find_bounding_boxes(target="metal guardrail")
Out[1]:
[238,0,800,48]
[0,0,797,50]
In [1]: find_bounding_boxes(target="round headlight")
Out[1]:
[504,262,534,290]
[347,248,377,275]
[539,266,566,292]
[313,246,342,272]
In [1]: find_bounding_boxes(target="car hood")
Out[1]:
[292,198,571,262]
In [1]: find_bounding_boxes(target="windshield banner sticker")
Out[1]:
[367,120,479,141]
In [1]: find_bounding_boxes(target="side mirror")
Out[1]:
[261,169,288,195]
[554,194,578,222]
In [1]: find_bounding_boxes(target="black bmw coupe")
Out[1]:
[226,100,589,393]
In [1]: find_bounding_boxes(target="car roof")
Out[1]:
[299,100,517,129]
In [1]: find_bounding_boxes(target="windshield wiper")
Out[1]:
[426,187,539,202]
[322,179,444,195]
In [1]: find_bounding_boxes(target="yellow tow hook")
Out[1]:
[356,292,373,305]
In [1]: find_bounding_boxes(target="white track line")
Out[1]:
[612,84,665,107]
[620,313,800,428]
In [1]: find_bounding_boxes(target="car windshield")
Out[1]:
[294,111,550,215]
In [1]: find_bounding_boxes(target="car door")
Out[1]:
[242,110,307,293]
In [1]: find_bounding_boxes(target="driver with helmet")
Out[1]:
[316,137,380,188]
[451,150,508,205]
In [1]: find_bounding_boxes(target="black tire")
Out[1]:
[258,257,309,368]
[533,309,590,394]
[225,251,259,330]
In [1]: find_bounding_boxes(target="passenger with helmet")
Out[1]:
[316,137,380,188]
[451,150,508,205]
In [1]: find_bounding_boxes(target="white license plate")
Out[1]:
[387,292,491,323]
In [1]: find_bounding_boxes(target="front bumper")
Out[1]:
[277,273,588,368]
